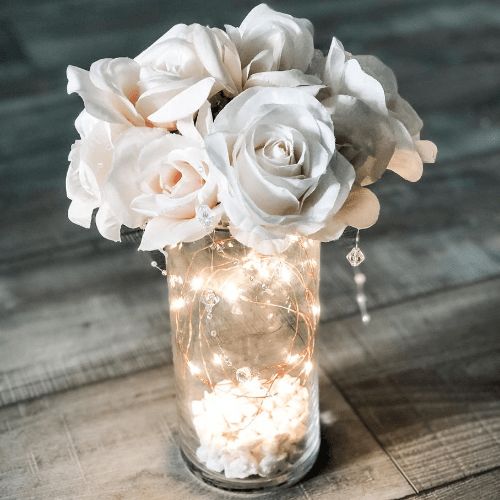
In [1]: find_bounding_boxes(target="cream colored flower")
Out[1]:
[66,111,126,241]
[67,58,144,126]
[206,87,355,254]
[67,24,242,131]
[226,4,321,91]
[101,125,221,250]
[135,23,242,129]
[322,38,437,185]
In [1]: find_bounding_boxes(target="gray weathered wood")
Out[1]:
[0,366,413,500]
[318,278,500,492]
[0,243,170,407]
[1,0,500,497]
[407,468,500,499]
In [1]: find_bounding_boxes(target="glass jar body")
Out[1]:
[167,229,321,491]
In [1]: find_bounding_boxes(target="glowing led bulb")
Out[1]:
[171,297,186,311]
[279,264,292,283]
[222,282,241,303]
[190,276,204,291]
[303,361,313,375]
[212,354,223,366]
[286,353,300,364]
[258,265,270,280]
[169,275,184,287]
[188,361,201,375]
[312,304,321,317]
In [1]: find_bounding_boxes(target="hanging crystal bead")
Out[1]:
[346,246,365,267]
[196,204,215,230]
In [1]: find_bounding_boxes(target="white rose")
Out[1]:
[66,111,126,241]
[322,37,437,185]
[101,127,221,250]
[205,87,355,254]
[135,23,242,129]
[67,58,144,126]
[226,4,320,91]
[67,24,242,130]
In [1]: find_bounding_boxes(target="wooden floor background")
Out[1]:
[1,0,499,498]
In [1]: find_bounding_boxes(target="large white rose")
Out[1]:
[205,87,356,254]
[66,111,126,241]
[102,126,221,250]
[322,38,437,185]
[67,24,242,130]
[226,4,320,91]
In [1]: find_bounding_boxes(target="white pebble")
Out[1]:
[191,375,310,478]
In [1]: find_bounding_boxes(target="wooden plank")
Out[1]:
[0,242,170,407]
[0,92,79,159]
[0,365,413,500]
[318,278,500,491]
[410,468,500,499]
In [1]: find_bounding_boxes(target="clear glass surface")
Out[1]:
[167,228,321,491]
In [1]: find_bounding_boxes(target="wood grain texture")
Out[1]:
[318,278,500,492]
[1,0,499,497]
[0,243,170,406]
[0,366,413,500]
[407,468,500,499]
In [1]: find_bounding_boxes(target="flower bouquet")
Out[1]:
[66,3,436,491]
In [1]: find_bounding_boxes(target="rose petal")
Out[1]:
[335,185,380,229]
[67,59,143,125]
[195,100,214,138]
[416,140,437,163]
[147,77,215,126]
[244,69,322,90]
[68,199,94,228]
[342,59,387,116]
[331,96,395,185]
[387,119,424,182]
[95,203,121,241]
[104,127,164,228]
[193,26,241,95]
[387,148,423,182]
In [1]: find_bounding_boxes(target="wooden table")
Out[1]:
[1,1,499,498]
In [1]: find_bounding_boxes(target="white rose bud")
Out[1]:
[226,4,320,91]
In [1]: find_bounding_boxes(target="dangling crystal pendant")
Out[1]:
[346,246,365,267]
[236,367,251,384]
[196,204,215,230]
[200,288,219,319]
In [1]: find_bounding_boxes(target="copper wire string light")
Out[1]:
[167,232,318,388]
[160,228,320,479]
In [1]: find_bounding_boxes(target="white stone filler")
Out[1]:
[192,374,309,479]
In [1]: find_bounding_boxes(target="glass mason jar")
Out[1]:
[167,227,321,492]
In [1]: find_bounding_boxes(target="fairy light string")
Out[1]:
[150,226,369,396]
[152,229,319,397]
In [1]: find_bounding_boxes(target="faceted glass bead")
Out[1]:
[236,367,252,383]
[346,246,365,267]
[201,289,219,308]
[196,204,215,230]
